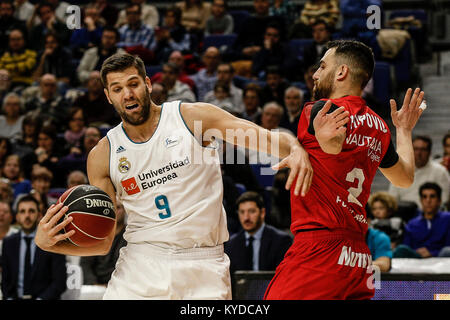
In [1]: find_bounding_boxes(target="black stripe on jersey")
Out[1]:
[307,100,342,135]
[379,139,399,168]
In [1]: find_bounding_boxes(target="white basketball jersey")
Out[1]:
[107,101,229,249]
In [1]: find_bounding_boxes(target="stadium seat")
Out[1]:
[291,81,308,92]
[288,39,314,62]
[395,200,419,223]
[229,10,250,34]
[372,61,391,106]
[235,183,246,195]
[250,164,276,189]
[99,127,111,137]
[145,65,162,78]
[203,33,237,51]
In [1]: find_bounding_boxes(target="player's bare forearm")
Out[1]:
[372,257,391,272]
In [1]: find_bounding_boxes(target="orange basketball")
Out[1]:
[58,185,116,247]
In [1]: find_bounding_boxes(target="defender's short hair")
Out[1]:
[100,53,147,87]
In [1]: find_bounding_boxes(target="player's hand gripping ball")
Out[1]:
[57,185,116,247]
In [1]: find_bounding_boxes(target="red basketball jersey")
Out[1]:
[292,95,393,235]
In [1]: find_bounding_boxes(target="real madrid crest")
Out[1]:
[118,157,131,173]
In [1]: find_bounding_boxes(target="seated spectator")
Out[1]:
[394,182,450,258]
[151,50,195,91]
[72,71,119,127]
[435,131,450,174]
[260,65,289,107]
[0,177,14,205]
[46,0,70,23]
[1,154,31,200]
[290,0,339,38]
[176,0,211,34]
[303,65,315,102]
[251,22,288,79]
[80,198,127,285]
[0,0,27,54]
[368,191,403,249]
[0,199,18,300]
[116,0,159,29]
[1,195,67,300]
[279,86,303,136]
[66,170,88,189]
[204,62,244,115]
[63,107,86,151]
[191,46,220,101]
[366,227,392,272]
[0,93,25,140]
[0,137,12,169]
[224,191,292,273]
[10,112,41,160]
[205,0,234,36]
[77,26,126,85]
[389,136,450,209]
[0,69,13,105]
[207,81,235,114]
[118,3,156,65]
[160,62,196,103]
[69,3,105,60]
[269,0,297,30]
[27,2,71,53]
[242,83,263,123]
[0,28,36,89]
[259,102,292,134]
[301,19,332,74]
[13,0,34,23]
[32,32,73,87]
[152,5,193,65]
[150,82,168,106]
[25,73,69,128]
[94,0,119,27]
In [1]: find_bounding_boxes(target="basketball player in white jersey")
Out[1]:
[34,53,317,299]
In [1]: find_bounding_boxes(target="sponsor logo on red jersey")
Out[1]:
[121,177,140,195]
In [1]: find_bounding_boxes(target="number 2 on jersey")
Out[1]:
[155,195,171,219]
[345,168,365,207]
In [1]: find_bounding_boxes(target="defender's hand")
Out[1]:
[390,88,425,131]
[313,100,349,142]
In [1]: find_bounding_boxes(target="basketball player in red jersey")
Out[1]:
[264,40,425,300]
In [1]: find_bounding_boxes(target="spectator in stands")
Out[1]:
[224,191,292,273]
[72,71,119,127]
[0,28,36,89]
[27,2,71,52]
[0,138,12,170]
[204,62,244,115]
[58,126,102,181]
[206,81,235,114]
[77,26,126,85]
[435,131,450,174]
[151,50,195,91]
[152,5,193,65]
[251,22,288,79]
[0,178,13,205]
[303,65,315,102]
[80,198,127,286]
[0,93,25,140]
[63,107,86,151]
[191,46,220,101]
[116,0,159,29]
[394,182,450,258]
[1,195,67,299]
[0,69,13,105]
[94,0,118,27]
[25,73,69,128]
[0,199,18,300]
[46,0,70,23]
[279,86,303,136]
[269,0,296,30]
[368,191,403,249]
[176,0,211,34]
[11,112,41,160]
[66,170,88,189]
[294,0,339,38]
[118,3,156,65]
[161,62,196,103]
[13,0,34,23]
[259,102,292,135]
[229,0,285,62]
[0,0,26,54]
[205,0,234,36]
[260,65,289,107]
[301,19,332,74]
[242,83,263,123]
[1,154,31,200]
[69,3,105,60]
[150,82,168,106]
[389,135,450,209]
[366,227,392,272]
[32,32,73,88]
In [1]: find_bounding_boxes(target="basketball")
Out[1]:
[57,184,116,247]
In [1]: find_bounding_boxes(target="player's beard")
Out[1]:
[312,70,335,101]
[115,87,151,126]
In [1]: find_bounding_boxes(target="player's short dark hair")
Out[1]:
[236,191,265,210]
[326,40,374,90]
[413,135,432,152]
[16,194,40,212]
[101,53,147,87]
[419,182,442,200]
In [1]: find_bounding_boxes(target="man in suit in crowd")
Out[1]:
[1,195,66,299]
[225,191,293,274]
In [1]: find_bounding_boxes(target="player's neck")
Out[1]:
[122,103,161,142]
[329,85,362,99]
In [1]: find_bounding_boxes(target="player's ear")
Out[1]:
[104,88,112,105]
[145,76,152,94]
[336,64,349,81]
